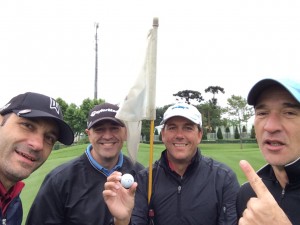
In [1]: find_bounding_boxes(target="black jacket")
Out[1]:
[26,147,144,225]
[132,149,240,225]
[236,158,300,224]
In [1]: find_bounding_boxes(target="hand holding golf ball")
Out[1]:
[120,173,134,189]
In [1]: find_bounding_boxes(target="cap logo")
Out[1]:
[90,108,117,117]
[17,109,32,116]
[172,105,189,110]
[50,98,60,115]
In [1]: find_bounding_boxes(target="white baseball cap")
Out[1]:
[160,102,202,127]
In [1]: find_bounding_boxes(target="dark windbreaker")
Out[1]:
[132,149,240,225]
[26,149,144,225]
[0,196,23,225]
[237,158,300,224]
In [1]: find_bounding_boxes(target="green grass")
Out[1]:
[20,142,266,224]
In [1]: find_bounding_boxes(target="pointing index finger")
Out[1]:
[240,160,270,199]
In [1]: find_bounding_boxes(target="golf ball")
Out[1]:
[121,173,134,188]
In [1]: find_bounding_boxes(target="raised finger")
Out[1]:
[239,160,270,199]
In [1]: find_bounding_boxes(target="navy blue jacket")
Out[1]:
[0,195,23,225]
[132,149,240,225]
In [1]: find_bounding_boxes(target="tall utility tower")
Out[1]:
[94,23,99,100]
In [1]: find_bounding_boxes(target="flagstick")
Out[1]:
[148,120,155,203]
[147,17,158,204]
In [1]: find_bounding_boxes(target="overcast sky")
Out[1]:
[1,0,300,111]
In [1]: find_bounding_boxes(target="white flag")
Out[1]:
[116,19,158,162]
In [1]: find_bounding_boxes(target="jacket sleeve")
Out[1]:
[218,168,240,225]
[25,173,65,225]
[131,170,149,225]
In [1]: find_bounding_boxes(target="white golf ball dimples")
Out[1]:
[121,173,134,189]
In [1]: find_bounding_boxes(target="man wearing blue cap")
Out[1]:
[103,102,240,225]
[237,78,300,224]
[0,92,74,225]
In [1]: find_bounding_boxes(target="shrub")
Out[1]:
[234,126,240,139]
[217,127,223,140]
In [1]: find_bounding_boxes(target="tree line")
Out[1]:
[56,86,254,148]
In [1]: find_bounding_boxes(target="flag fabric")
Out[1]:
[116,20,158,162]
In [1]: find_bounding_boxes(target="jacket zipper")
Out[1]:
[281,188,285,199]
[177,185,182,194]
[177,185,182,218]
[2,219,6,225]
[223,205,227,223]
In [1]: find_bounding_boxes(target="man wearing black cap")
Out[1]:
[237,78,300,224]
[0,92,74,225]
[26,102,144,225]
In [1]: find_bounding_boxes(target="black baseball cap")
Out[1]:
[0,92,74,145]
[87,103,125,129]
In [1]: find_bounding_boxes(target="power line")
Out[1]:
[94,22,99,100]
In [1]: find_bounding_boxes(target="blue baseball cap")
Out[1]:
[247,78,300,106]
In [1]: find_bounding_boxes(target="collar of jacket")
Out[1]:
[257,157,300,184]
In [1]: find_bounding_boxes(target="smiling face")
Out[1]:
[254,85,300,167]
[0,113,58,189]
[86,120,127,169]
[161,116,202,164]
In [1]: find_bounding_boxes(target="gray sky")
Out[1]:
[1,0,300,110]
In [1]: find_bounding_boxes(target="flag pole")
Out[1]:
[148,120,155,203]
[115,17,158,201]
[147,17,158,203]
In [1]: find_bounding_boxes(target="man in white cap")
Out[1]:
[0,92,74,225]
[237,78,300,224]
[103,102,240,225]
